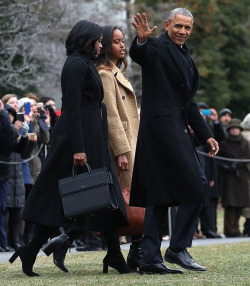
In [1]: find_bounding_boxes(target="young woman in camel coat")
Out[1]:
[94,25,141,271]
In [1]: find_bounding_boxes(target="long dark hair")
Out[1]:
[65,20,103,57]
[94,25,128,71]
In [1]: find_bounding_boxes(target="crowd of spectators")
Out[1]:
[0,93,250,252]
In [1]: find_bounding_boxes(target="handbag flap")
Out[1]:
[59,168,113,197]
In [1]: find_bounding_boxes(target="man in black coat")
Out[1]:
[129,8,219,274]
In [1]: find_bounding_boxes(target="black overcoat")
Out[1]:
[22,52,128,229]
[129,32,213,207]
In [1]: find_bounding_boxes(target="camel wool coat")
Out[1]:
[99,64,139,189]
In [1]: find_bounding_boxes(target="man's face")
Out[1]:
[165,14,193,46]
[220,114,231,125]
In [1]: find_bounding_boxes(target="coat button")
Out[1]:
[184,129,188,133]
[122,96,125,100]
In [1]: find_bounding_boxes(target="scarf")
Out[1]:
[226,133,243,142]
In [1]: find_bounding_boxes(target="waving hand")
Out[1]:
[131,13,157,43]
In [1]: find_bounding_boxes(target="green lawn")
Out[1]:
[0,241,250,286]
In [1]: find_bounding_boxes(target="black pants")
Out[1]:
[141,153,207,264]
[200,197,218,234]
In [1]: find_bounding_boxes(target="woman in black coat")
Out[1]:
[9,20,130,276]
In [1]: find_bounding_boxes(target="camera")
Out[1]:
[16,112,25,122]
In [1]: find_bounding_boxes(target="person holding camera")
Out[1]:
[218,118,250,237]
[0,99,29,252]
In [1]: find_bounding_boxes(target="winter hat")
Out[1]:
[241,113,250,130]
[197,102,209,109]
[219,108,232,118]
[18,97,33,112]
[226,118,243,132]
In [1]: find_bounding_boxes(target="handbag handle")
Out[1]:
[72,162,92,179]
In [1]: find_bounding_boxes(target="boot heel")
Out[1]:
[42,242,54,256]
[103,262,108,274]
[9,251,19,263]
[127,260,138,271]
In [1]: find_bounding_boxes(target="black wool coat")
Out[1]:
[129,32,213,207]
[22,52,128,229]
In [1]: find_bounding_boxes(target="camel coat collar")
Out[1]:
[110,64,134,95]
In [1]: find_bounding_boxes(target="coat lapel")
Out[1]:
[111,65,135,95]
[160,32,199,99]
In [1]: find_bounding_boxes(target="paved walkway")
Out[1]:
[0,236,249,264]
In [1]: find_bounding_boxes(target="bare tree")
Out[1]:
[0,0,66,95]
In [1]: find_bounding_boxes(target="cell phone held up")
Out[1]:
[201,109,212,116]
[24,102,30,115]
[16,112,25,122]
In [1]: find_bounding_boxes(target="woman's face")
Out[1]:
[94,37,103,58]
[229,127,241,136]
[6,96,18,111]
[30,98,38,116]
[110,29,125,64]
[46,99,56,111]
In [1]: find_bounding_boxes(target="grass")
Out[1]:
[0,206,248,285]
[0,242,250,286]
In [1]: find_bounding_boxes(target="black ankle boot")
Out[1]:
[9,245,39,276]
[103,252,132,274]
[42,234,70,272]
[127,244,143,271]
[53,243,69,272]
[103,229,132,274]
[42,234,69,256]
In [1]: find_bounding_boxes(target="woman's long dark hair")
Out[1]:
[65,20,103,57]
[94,25,128,72]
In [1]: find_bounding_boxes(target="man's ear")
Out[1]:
[164,20,170,31]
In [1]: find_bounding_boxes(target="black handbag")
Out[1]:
[59,162,118,219]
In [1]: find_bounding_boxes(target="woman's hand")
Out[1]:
[131,13,157,43]
[44,109,51,126]
[28,133,37,142]
[118,154,129,171]
[24,111,33,124]
[14,120,23,132]
[73,153,87,166]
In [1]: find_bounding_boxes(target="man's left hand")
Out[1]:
[206,137,219,157]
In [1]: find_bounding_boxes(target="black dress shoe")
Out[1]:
[139,262,184,275]
[164,248,206,271]
[0,246,5,252]
[203,231,223,238]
